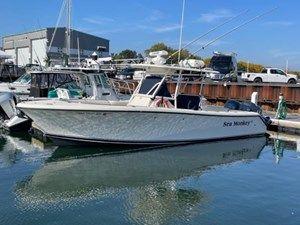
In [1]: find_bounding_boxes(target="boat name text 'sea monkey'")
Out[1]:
[223,120,253,127]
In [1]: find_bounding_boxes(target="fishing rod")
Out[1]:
[188,7,278,58]
[168,9,250,61]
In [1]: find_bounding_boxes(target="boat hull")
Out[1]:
[21,106,267,145]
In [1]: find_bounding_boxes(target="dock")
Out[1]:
[269,114,300,134]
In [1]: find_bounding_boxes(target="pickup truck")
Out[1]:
[241,68,298,84]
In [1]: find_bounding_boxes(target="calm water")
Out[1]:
[0,133,299,225]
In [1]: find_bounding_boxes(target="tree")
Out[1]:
[113,49,138,60]
[203,58,211,66]
[237,61,263,73]
[145,42,201,63]
[289,71,300,78]
[202,58,265,71]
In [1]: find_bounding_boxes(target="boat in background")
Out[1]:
[1,68,124,131]
[0,72,31,98]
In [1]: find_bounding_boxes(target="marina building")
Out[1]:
[2,27,109,66]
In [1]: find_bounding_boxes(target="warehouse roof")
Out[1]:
[2,27,109,42]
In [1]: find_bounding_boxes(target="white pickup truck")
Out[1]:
[241,68,298,84]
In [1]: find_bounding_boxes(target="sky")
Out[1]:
[1,0,300,70]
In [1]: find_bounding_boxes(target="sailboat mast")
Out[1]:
[66,0,72,59]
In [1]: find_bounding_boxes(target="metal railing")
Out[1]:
[108,79,137,95]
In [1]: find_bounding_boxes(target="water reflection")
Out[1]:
[268,131,299,163]
[0,132,56,167]
[127,186,204,225]
[14,136,266,224]
[272,139,285,164]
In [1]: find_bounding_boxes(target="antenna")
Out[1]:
[168,9,249,60]
[189,7,278,58]
[177,0,186,63]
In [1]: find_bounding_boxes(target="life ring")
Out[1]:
[151,97,174,108]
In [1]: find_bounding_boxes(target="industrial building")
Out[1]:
[2,27,109,66]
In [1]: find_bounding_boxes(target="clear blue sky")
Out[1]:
[1,0,299,70]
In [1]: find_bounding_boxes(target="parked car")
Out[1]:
[241,68,298,84]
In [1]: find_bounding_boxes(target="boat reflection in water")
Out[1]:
[16,137,266,222]
[0,133,56,167]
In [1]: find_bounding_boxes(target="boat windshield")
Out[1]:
[14,73,31,84]
[138,76,171,97]
[94,73,110,88]
[31,73,79,88]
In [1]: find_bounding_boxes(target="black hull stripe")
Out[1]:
[47,133,267,146]
[20,107,261,118]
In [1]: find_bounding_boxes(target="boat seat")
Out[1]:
[176,94,200,110]
[56,88,72,99]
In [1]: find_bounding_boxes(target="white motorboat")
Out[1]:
[1,68,123,131]
[0,72,31,97]
[18,62,269,145]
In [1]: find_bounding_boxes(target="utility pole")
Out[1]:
[77,37,80,65]
[247,60,249,72]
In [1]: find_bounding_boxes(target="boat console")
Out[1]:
[176,94,200,110]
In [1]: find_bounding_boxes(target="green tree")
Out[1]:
[203,58,211,66]
[113,49,138,60]
[237,61,264,73]
[289,71,300,78]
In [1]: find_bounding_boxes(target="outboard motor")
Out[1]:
[0,92,17,121]
[224,100,262,114]
[224,99,271,126]
[0,92,31,131]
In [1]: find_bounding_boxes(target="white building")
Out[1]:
[2,27,109,66]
